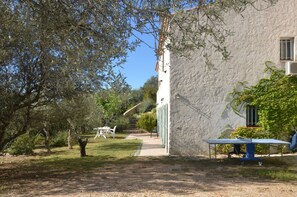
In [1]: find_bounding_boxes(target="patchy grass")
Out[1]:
[239,156,297,181]
[0,133,142,194]
[1,133,141,172]
[255,168,297,181]
[158,155,297,182]
[1,134,297,196]
[28,133,141,171]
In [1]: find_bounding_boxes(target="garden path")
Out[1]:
[125,133,168,156]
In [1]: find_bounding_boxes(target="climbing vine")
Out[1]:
[226,62,297,138]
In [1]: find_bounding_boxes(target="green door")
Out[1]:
[157,104,168,152]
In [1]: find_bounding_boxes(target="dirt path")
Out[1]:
[1,156,297,197]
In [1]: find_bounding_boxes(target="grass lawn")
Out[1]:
[0,132,142,194]
[1,133,141,175]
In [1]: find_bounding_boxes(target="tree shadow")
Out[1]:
[99,141,140,151]
[1,154,296,196]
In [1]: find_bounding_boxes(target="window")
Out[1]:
[246,106,259,127]
[280,38,294,61]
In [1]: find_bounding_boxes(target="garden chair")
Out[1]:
[109,126,117,139]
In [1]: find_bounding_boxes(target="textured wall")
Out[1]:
[157,44,171,107]
[156,43,171,152]
[169,0,297,155]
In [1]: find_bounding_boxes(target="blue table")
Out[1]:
[206,138,290,164]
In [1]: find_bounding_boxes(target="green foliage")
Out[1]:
[8,133,35,155]
[111,117,130,132]
[0,0,134,151]
[34,134,45,147]
[226,63,297,139]
[138,100,155,113]
[0,0,278,151]
[141,76,158,103]
[96,90,127,125]
[230,126,271,139]
[50,131,68,148]
[58,95,103,130]
[232,127,271,154]
[218,126,271,154]
[129,89,144,105]
[136,113,157,132]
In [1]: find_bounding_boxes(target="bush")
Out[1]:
[230,126,271,139]
[232,126,272,154]
[8,133,35,155]
[112,116,130,132]
[136,112,156,132]
[137,100,155,113]
[33,134,45,147]
[218,126,272,154]
[50,131,68,147]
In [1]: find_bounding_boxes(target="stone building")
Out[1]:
[156,0,297,155]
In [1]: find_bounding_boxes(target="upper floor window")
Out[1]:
[246,105,259,127]
[280,38,294,61]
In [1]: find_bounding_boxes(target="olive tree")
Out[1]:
[0,1,130,151]
[0,0,278,151]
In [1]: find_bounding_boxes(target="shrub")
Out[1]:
[218,126,272,154]
[231,126,272,154]
[136,112,156,132]
[112,116,130,132]
[8,133,35,155]
[137,100,155,113]
[33,134,45,147]
[230,126,271,139]
[50,131,68,147]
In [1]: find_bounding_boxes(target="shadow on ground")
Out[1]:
[1,154,297,196]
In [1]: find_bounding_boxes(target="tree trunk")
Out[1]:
[43,128,51,153]
[0,107,31,152]
[78,138,88,157]
[67,129,73,149]
[66,119,76,149]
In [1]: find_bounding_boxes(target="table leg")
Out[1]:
[209,144,211,159]
[240,143,260,162]
[281,145,283,161]
[214,144,217,159]
[100,130,107,139]
[94,131,99,139]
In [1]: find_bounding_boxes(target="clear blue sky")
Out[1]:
[118,34,157,90]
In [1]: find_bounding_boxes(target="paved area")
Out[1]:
[126,133,168,156]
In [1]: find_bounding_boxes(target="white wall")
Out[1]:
[157,42,171,151]
[168,0,297,155]
[157,46,171,106]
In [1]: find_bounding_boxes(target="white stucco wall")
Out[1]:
[157,47,171,107]
[169,0,297,155]
[157,43,171,151]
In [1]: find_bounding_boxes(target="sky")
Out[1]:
[117,34,157,90]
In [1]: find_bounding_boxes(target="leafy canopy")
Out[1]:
[141,76,158,103]
[227,62,297,138]
[0,0,279,151]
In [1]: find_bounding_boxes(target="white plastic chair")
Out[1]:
[93,127,100,139]
[109,126,117,139]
